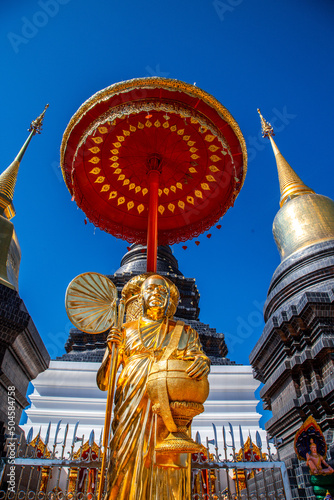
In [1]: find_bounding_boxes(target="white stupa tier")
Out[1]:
[21,360,267,456]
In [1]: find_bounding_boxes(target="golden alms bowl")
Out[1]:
[147,359,209,454]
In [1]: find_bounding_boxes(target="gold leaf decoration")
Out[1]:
[201,183,210,190]
[195,190,203,198]
[209,165,220,172]
[110,156,118,162]
[95,176,105,183]
[138,122,144,129]
[111,162,119,168]
[98,126,108,134]
[204,134,215,142]
[178,200,185,210]
[163,188,169,195]
[176,182,183,190]
[90,167,101,175]
[127,201,134,210]
[170,125,177,132]
[113,142,122,148]
[89,146,100,154]
[109,191,117,199]
[117,136,125,142]
[183,135,190,141]
[177,129,184,135]
[89,157,100,164]
[158,189,162,197]
[118,197,125,205]
[187,196,194,205]
[210,155,220,162]
[123,179,130,186]
[168,203,175,213]
[123,130,130,136]
[130,125,136,132]
[142,188,148,196]
[154,120,161,127]
[190,117,198,124]
[163,121,169,128]
[111,149,119,155]
[189,147,198,153]
[208,145,219,152]
[191,154,199,160]
[135,186,141,193]
[118,174,125,181]
[129,183,135,190]
[145,120,152,128]
[170,185,176,193]
[114,168,122,174]
[158,205,165,215]
[137,204,145,214]
[101,184,110,192]
[206,175,216,182]
[92,137,103,144]
[189,167,197,173]
[187,140,195,146]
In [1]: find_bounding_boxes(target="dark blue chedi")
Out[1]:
[61,244,233,366]
[251,112,334,500]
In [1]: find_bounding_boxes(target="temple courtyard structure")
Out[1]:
[0,83,333,500]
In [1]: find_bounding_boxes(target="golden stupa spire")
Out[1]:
[257,108,314,207]
[0,104,49,219]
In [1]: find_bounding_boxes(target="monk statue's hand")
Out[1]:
[186,356,210,380]
[107,327,123,351]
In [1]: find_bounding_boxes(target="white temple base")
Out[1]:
[21,360,267,454]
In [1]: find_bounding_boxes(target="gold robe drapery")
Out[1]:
[97,317,209,500]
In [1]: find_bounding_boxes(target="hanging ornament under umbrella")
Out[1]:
[60,77,247,271]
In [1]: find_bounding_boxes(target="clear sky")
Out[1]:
[1,1,334,423]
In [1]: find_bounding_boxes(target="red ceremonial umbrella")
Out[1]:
[61,77,247,271]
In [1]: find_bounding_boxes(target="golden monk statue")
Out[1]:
[97,274,210,499]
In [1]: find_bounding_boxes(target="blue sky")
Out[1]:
[1,0,334,386]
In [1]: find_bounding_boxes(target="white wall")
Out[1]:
[21,360,266,455]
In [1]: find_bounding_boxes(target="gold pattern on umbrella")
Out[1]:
[60,78,247,248]
[65,272,117,334]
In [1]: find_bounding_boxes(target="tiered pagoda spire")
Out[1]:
[0,106,50,449]
[0,104,48,219]
[251,110,334,497]
[257,108,334,261]
[0,105,48,290]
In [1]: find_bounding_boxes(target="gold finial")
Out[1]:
[257,108,314,207]
[257,108,274,138]
[28,104,49,135]
[0,104,49,219]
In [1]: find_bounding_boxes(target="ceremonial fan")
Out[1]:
[65,272,123,498]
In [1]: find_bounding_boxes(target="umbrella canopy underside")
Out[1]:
[61,78,247,245]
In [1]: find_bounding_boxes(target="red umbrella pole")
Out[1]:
[146,157,161,272]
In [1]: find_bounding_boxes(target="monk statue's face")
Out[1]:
[141,276,169,320]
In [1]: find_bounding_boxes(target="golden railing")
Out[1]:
[0,422,291,500]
